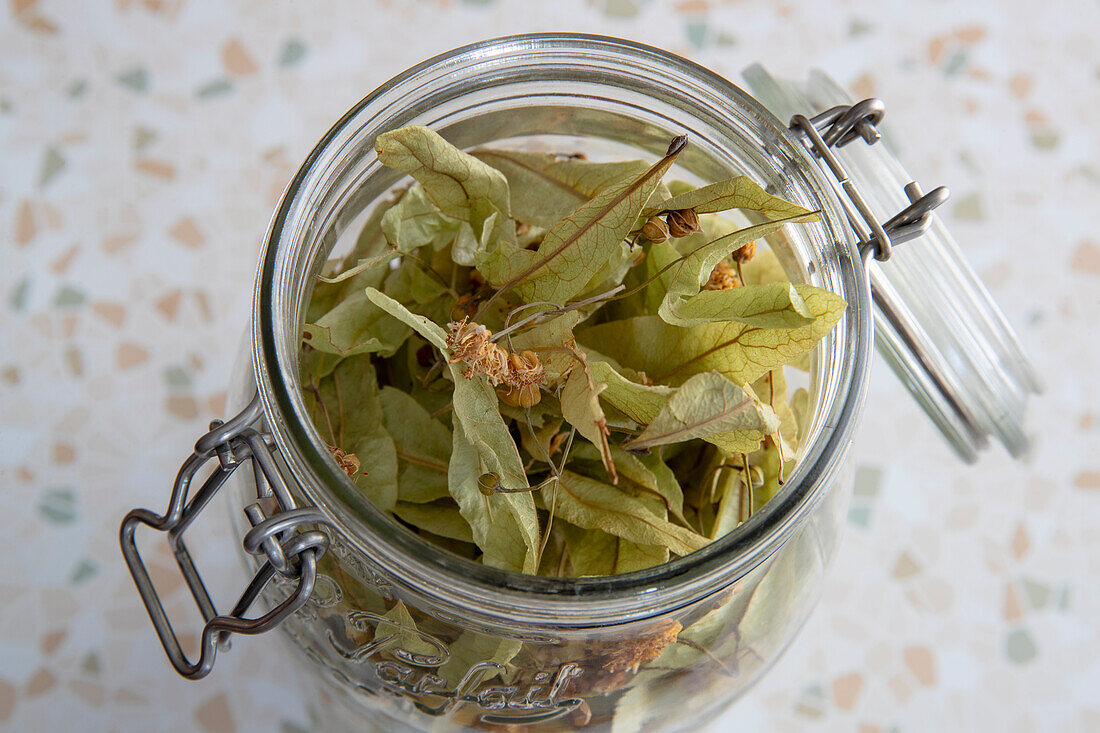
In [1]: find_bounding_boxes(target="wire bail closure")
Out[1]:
[120,395,335,680]
[790,100,949,262]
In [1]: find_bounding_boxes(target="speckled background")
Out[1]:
[2,1,1098,731]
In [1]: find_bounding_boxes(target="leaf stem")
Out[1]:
[491,285,625,344]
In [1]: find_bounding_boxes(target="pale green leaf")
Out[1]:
[472,148,647,228]
[547,471,709,556]
[437,631,523,688]
[751,368,798,450]
[366,287,528,491]
[645,175,817,220]
[577,285,846,387]
[752,438,796,512]
[587,359,674,425]
[379,387,451,503]
[302,291,412,358]
[450,372,530,492]
[559,365,614,479]
[364,286,448,350]
[502,137,687,306]
[740,247,788,285]
[559,522,668,576]
[710,463,749,540]
[305,356,398,511]
[376,601,441,661]
[634,450,687,525]
[448,423,538,573]
[374,125,512,237]
[658,214,818,328]
[643,239,680,314]
[623,372,779,452]
[393,500,474,543]
[380,183,464,253]
[383,257,447,305]
[520,416,564,465]
[659,282,814,330]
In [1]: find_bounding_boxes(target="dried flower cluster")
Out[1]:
[327,445,361,477]
[704,260,741,291]
[446,317,546,407]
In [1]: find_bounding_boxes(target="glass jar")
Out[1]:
[120,33,1033,733]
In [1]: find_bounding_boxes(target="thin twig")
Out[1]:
[491,285,625,343]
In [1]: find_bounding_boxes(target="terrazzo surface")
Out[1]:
[2,1,1098,731]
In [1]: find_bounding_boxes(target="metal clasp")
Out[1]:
[790,99,950,262]
[120,394,334,680]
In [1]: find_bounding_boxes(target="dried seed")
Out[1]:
[641,215,670,243]
[665,208,701,237]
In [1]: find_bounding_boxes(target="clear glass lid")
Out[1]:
[743,65,1040,462]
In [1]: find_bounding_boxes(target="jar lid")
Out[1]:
[743,64,1039,462]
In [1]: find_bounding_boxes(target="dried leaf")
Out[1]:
[437,630,522,688]
[472,148,647,227]
[658,213,818,328]
[587,359,674,425]
[366,287,528,491]
[304,356,398,511]
[560,364,615,481]
[623,372,779,452]
[379,387,451,503]
[380,183,465,253]
[546,471,709,556]
[374,125,512,241]
[385,257,447,306]
[393,500,474,543]
[495,136,687,306]
[560,522,668,576]
[376,601,441,661]
[645,175,817,220]
[634,450,687,525]
[577,285,846,387]
[449,422,539,573]
[303,266,411,358]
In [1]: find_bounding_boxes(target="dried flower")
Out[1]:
[641,215,670,243]
[447,319,546,404]
[732,239,757,264]
[446,317,498,378]
[665,208,701,237]
[704,259,741,291]
[327,445,360,477]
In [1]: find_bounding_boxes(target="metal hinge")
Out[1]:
[120,394,335,680]
[789,98,950,262]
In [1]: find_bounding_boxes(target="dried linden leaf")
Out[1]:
[304,356,398,511]
[379,386,451,503]
[448,422,539,573]
[560,365,615,481]
[472,148,648,228]
[645,174,818,220]
[577,285,846,387]
[658,214,819,329]
[497,136,687,306]
[366,287,528,491]
[560,522,669,576]
[380,183,465,253]
[546,471,708,556]
[623,372,779,452]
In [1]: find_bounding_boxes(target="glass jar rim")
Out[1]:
[252,33,873,626]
